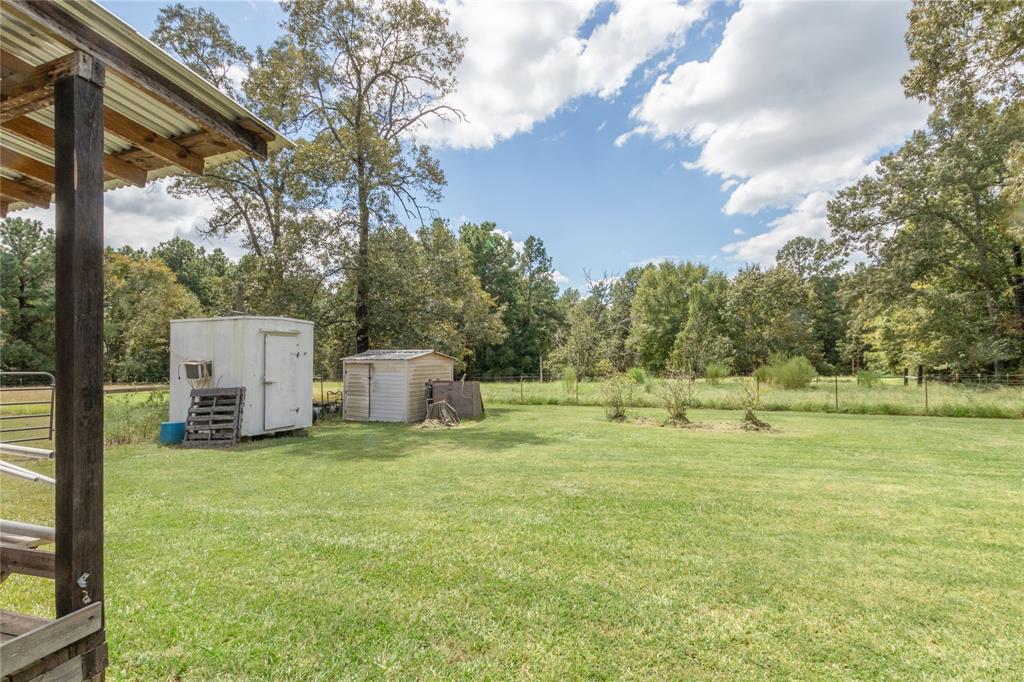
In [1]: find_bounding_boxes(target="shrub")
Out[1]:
[705,361,730,386]
[602,374,635,421]
[857,369,883,387]
[660,373,697,424]
[594,359,615,377]
[627,367,647,384]
[759,356,817,390]
[561,368,578,401]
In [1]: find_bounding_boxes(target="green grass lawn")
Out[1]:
[2,406,1022,679]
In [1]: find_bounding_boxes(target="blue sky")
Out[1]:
[79,1,929,290]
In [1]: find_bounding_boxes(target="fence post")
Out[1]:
[835,375,839,411]
[917,364,923,386]
[924,374,929,415]
[576,377,579,404]
[520,374,524,401]
[903,368,908,386]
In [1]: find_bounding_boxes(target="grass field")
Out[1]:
[2,405,1022,679]
[478,376,1024,419]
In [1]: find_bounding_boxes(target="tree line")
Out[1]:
[1,0,1020,381]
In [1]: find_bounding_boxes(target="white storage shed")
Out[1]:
[342,350,454,422]
[169,316,314,437]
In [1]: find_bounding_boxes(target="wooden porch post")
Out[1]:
[53,55,105,618]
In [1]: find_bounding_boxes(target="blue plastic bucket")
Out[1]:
[159,421,186,445]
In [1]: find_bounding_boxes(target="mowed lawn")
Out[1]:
[2,406,1022,679]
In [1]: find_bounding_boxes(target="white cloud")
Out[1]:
[630,255,677,267]
[622,0,929,263]
[722,191,830,264]
[16,181,239,255]
[551,270,570,284]
[732,227,744,235]
[421,0,707,149]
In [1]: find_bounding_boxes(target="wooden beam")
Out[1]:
[53,66,105,618]
[2,116,147,187]
[0,52,103,123]
[103,108,203,174]
[0,177,50,209]
[6,0,267,159]
[0,147,55,185]
[0,602,102,677]
[0,546,55,579]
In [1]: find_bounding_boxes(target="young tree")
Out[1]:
[282,0,466,352]
[104,251,202,382]
[0,218,55,372]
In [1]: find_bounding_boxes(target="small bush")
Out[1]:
[759,356,817,390]
[602,374,635,421]
[626,367,646,384]
[105,391,169,445]
[561,368,578,401]
[660,373,697,424]
[857,369,883,387]
[705,361,730,386]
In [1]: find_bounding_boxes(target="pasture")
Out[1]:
[479,375,1024,419]
[2,405,1022,679]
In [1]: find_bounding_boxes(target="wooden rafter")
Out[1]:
[6,0,267,160]
[0,176,49,209]
[0,51,102,123]
[0,146,54,185]
[2,115,147,187]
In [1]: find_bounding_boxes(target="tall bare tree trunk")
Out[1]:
[355,159,371,353]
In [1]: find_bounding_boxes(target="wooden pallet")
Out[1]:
[182,387,245,448]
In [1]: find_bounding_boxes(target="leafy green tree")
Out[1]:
[903,0,1023,106]
[325,221,503,371]
[725,265,814,374]
[628,261,717,372]
[282,0,466,352]
[0,218,55,372]
[104,250,202,382]
[150,237,236,314]
[549,298,605,382]
[669,273,732,375]
[776,236,847,371]
[459,223,561,376]
[829,102,1024,370]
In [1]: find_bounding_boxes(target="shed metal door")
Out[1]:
[369,365,406,422]
[264,333,299,431]
[344,363,370,421]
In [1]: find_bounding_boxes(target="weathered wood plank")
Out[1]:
[103,108,203,174]
[0,603,102,677]
[53,69,105,617]
[0,611,51,638]
[0,546,55,579]
[29,654,83,682]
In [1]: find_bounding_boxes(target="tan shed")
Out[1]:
[342,350,455,422]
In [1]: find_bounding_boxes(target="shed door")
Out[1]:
[369,365,406,422]
[344,363,370,421]
[264,333,299,431]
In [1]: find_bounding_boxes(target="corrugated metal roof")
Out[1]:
[343,350,455,362]
[0,0,292,209]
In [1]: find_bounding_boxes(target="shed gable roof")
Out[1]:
[342,349,454,362]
